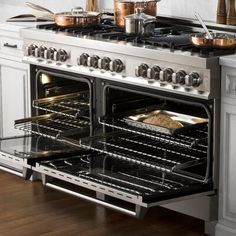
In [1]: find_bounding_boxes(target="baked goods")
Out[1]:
[143,113,183,129]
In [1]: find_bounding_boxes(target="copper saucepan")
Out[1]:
[191,33,236,49]
[26,2,102,27]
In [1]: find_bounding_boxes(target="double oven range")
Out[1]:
[0,16,232,220]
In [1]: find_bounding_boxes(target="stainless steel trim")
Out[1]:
[0,165,23,177]
[45,182,140,217]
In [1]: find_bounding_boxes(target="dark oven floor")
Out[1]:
[0,171,207,236]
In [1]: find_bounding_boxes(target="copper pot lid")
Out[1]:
[55,7,101,18]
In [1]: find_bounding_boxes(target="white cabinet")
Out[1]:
[216,61,236,236]
[0,58,30,137]
[0,23,31,174]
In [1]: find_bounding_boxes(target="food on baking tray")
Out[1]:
[143,113,184,129]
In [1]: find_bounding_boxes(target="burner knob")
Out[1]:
[185,72,202,87]
[38,46,47,58]
[57,49,68,62]
[79,53,89,66]
[172,70,187,84]
[90,55,100,68]
[110,59,125,73]
[163,68,174,82]
[136,63,149,78]
[47,47,57,60]
[101,57,112,71]
[28,44,38,56]
[147,66,161,80]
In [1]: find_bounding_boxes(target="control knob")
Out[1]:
[38,46,47,58]
[79,53,89,66]
[135,63,149,78]
[172,70,187,84]
[57,49,68,62]
[147,65,161,80]
[90,55,100,68]
[185,72,202,87]
[47,47,57,60]
[27,44,38,56]
[101,57,112,71]
[110,59,125,73]
[162,68,174,82]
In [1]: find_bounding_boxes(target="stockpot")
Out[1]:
[124,8,156,36]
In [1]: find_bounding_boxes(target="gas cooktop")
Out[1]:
[36,18,236,58]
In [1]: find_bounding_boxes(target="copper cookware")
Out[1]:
[191,33,236,49]
[54,8,101,27]
[26,2,101,27]
[114,0,160,28]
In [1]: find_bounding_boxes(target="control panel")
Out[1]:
[24,42,212,99]
[25,44,125,74]
[78,53,125,73]
[26,44,69,62]
[135,64,203,88]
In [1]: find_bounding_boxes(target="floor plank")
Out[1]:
[0,171,207,236]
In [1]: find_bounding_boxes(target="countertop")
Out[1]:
[0,22,43,32]
[220,55,236,68]
[0,3,52,32]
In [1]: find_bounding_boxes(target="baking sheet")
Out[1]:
[123,110,208,135]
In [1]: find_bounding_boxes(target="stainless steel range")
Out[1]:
[1,16,235,231]
[21,17,233,100]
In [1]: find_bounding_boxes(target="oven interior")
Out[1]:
[1,69,215,207]
[15,69,93,139]
[54,84,214,204]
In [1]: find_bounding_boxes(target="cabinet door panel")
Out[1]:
[0,61,30,137]
[221,104,236,222]
[227,112,236,213]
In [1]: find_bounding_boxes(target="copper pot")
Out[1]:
[114,0,160,28]
[26,2,101,27]
[191,33,236,49]
[54,8,102,27]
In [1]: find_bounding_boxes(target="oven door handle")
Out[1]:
[45,182,148,218]
[0,165,23,177]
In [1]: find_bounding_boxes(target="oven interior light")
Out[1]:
[40,74,52,85]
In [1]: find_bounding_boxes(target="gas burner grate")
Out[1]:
[35,23,236,57]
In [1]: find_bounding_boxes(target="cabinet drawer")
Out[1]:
[0,36,23,57]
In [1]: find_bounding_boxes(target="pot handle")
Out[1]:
[71,7,85,15]
[143,19,157,27]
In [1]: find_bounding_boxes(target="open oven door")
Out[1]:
[0,135,89,178]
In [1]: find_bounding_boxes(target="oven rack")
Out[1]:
[99,117,208,149]
[33,92,90,119]
[80,132,207,182]
[14,113,90,140]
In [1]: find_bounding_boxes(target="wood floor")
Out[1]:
[0,171,207,236]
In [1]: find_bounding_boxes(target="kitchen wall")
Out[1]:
[0,0,218,22]
[101,0,218,22]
